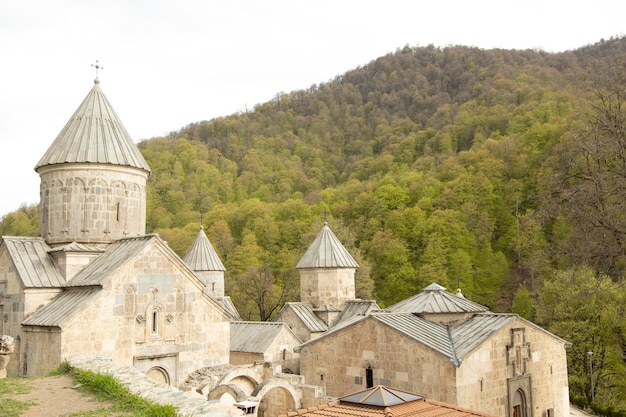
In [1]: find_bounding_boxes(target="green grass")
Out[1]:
[0,397,36,417]
[0,363,179,417]
[70,368,178,417]
[0,378,36,417]
[0,377,32,395]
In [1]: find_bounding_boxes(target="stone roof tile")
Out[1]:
[297,222,358,269]
[1,236,65,288]
[35,79,150,172]
[183,226,225,271]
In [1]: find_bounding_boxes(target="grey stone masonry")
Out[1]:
[68,355,242,417]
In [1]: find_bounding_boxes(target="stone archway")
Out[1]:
[208,383,248,404]
[251,378,298,417]
[146,366,170,385]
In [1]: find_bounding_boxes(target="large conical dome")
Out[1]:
[35,79,150,172]
[36,79,150,248]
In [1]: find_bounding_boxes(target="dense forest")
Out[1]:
[2,36,626,408]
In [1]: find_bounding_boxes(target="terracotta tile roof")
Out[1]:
[280,392,496,417]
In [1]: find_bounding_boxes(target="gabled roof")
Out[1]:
[372,313,454,358]
[332,299,380,328]
[275,302,328,333]
[66,235,161,287]
[450,313,517,358]
[22,288,100,327]
[385,283,488,314]
[35,79,150,173]
[297,222,359,269]
[297,312,527,366]
[183,226,225,271]
[230,321,301,353]
[0,236,65,288]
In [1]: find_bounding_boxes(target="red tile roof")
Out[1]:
[279,386,496,417]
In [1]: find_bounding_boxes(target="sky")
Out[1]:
[1,0,624,218]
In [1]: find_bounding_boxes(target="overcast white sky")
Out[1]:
[1,0,624,217]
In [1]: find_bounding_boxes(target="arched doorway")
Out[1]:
[507,375,532,417]
[512,388,527,417]
[256,386,296,417]
[251,379,298,417]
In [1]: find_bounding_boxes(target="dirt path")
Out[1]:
[8,374,115,417]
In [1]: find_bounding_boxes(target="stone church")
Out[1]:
[295,283,571,417]
[0,77,572,417]
[0,78,235,385]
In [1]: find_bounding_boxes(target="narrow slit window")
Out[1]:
[152,310,158,333]
[366,366,373,388]
[116,202,120,221]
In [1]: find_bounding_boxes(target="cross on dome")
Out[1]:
[91,60,104,82]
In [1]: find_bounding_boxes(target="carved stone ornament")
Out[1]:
[0,335,15,378]
[166,313,174,323]
[136,315,145,323]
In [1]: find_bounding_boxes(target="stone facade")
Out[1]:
[20,237,230,385]
[298,313,570,417]
[299,268,356,309]
[298,317,456,401]
[454,318,569,417]
[38,164,148,248]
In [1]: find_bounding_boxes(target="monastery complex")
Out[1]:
[0,79,571,417]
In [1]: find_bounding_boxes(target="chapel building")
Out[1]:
[0,78,234,385]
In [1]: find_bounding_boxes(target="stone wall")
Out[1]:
[55,242,230,385]
[299,317,457,401]
[455,318,570,417]
[38,164,148,247]
[299,268,355,309]
[22,327,62,377]
[68,355,242,417]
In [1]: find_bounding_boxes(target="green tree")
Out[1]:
[511,286,533,320]
[535,267,626,407]
[0,204,39,236]
[540,76,626,278]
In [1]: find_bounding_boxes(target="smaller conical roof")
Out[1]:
[296,222,359,269]
[385,283,488,314]
[183,226,225,271]
[35,79,150,172]
[340,385,423,406]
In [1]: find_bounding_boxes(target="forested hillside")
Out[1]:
[2,37,626,406]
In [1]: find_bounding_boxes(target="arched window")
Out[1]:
[151,310,159,334]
